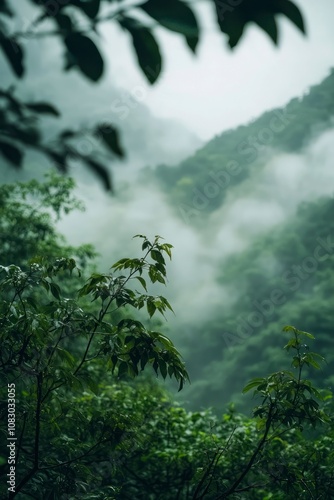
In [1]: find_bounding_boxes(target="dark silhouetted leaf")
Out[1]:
[213,0,245,48]
[0,0,13,16]
[119,17,162,84]
[25,102,60,116]
[279,0,305,34]
[50,282,61,300]
[5,124,41,145]
[85,158,113,191]
[55,13,73,32]
[147,300,156,318]
[118,361,128,377]
[213,0,305,49]
[140,0,199,53]
[96,125,124,157]
[65,33,104,81]
[45,150,67,172]
[0,140,23,167]
[158,359,167,379]
[254,14,278,44]
[60,129,76,139]
[72,0,101,19]
[0,33,24,77]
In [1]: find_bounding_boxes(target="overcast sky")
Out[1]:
[3,0,334,144]
[102,0,334,140]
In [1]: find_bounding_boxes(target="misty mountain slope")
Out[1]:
[153,68,334,220]
[178,194,334,413]
[55,123,334,418]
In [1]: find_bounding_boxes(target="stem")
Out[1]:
[218,405,274,499]
[15,412,27,466]
[193,427,236,499]
[73,245,152,377]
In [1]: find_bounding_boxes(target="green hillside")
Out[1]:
[154,68,334,221]
[178,195,334,412]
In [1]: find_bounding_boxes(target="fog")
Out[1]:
[58,127,334,343]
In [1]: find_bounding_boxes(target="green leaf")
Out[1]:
[57,348,75,368]
[282,325,297,333]
[168,364,174,378]
[150,249,165,265]
[143,241,151,252]
[50,282,61,300]
[147,300,156,318]
[303,352,324,370]
[64,33,104,81]
[119,17,162,84]
[161,243,173,259]
[297,330,315,339]
[0,33,24,77]
[118,361,128,377]
[140,351,149,371]
[155,273,165,284]
[283,338,298,351]
[160,296,174,313]
[26,296,37,310]
[154,262,166,275]
[96,125,124,157]
[242,378,266,394]
[135,276,148,292]
[140,0,199,52]
[158,359,167,379]
[112,258,130,269]
[0,140,23,167]
[41,279,50,292]
[148,266,156,283]
[25,102,60,116]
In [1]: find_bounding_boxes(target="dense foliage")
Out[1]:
[0,176,189,497]
[1,177,334,499]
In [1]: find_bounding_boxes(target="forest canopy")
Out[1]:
[1,176,334,498]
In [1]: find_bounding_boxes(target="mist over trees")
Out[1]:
[1,1,334,499]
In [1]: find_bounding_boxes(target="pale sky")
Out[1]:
[102,0,334,140]
[2,0,334,144]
